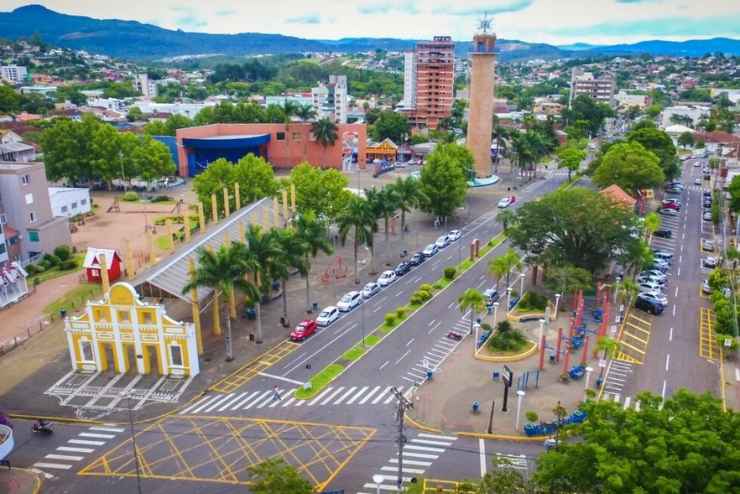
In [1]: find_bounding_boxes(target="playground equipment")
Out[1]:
[516,369,541,391]
[0,424,13,468]
[523,409,587,436]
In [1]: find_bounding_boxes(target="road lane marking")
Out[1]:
[669,327,673,342]
[418,432,458,441]
[203,393,235,413]
[479,438,487,477]
[257,372,306,386]
[395,349,411,364]
[379,360,390,371]
[385,387,403,404]
[188,395,223,414]
[346,386,370,405]
[677,267,681,277]
[269,388,295,408]
[406,338,415,347]
[661,380,667,401]
[230,391,261,410]
[405,444,445,453]
[45,454,83,462]
[672,305,676,317]
[57,447,94,453]
[373,305,384,313]
[674,287,678,297]
[217,392,248,412]
[372,386,392,404]
[359,386,382,404]
[334,386,358,405]
[665,354,670,372]
[89,426,125,433]
[308,386,338,406]
[429,319,436,326]
[242,390,272,410]
[381,465,425,474]
[679,255,682,264]
[68,439,105,446]
[78,432,115,439]
[285,318,368,373]
[334,322,358,335]
[316,386,344,406]
[33,462,72,470]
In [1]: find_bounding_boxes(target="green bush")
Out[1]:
[151,195,172,203]
[53,245,72,261]
[384,313,397,326]
[396,308,406,319]
[488,326,528,352]
[526,411,539,423]
[496,320,514,333]
[25,264,42,275]
[59,259,78,270]
[419,283,434,293]
[444,267,457,280]
[42,254,61,267]
[433,281,444,290]
[517,292,548,312]
[122,191,139,202]
[481,322,493,332]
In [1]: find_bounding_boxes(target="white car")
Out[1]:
[639,280,664,293]
[640,290,668,306]
[361,282,380,299]
[704,256,718,268]
[447,229,462,242]
[702,280,712,295]
[422,243,439,258]
[377,270,397,287]
[435,235,450,249]
[497,196,515,208]
[658,208,678,216]
[337,291,362,312]
[640,270,667,281]
[316,306,340,327]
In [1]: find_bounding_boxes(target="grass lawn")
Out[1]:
[44,283,101,317]
[155,234,174,251]
[294,363,345,400]
[28,253,85,285]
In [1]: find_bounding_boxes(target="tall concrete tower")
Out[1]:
[466,20,497,178]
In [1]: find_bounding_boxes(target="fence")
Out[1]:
[0,318,54,357]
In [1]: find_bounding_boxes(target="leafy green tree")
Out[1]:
[0,83,22,113]
[678,131,695,148]
[337,195,377,283]
[643,212,661,238]
[534,390,740,494]
[126,106,144,122]
[480,457,533,493]
[564,94,614,136]
[419,143,472,220]
[241,225,281,344]
[311,117,338,165]
[287,163,352,220]
[366,186,399,261]
[557,144,586,181]
[294,104,316,122]
[627,126,679,179]
[371,110,409,143]
[144,114,194,136]
[248,458,313,494]
[504,187,639,273]
[183,244,258,361]
[133,135,177,182]
[544,264,592,302]
[389,175,426,241]
[489,248,522,289]
[295,211,334,311]
[192,155,278,216]
[728,175,740,213]
[458,288,486,335]
[40,115,99,184]
[593,141,665,196]
[271,228,308,323]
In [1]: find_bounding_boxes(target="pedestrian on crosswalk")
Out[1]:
[272,386,282,401]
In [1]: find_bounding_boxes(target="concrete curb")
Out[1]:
[457,431,548,442]
[405,414,443,433]
[473,340,538,363]
[7,413,103,426]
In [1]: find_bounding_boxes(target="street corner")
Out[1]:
[78,415,375,491]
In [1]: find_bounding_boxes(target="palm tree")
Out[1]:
[183,244,259,361]
[458,288,486,335]
[596,335,620,380]
[242,224,281,344]
[295,211,334,312]
[337,196,376,283]
[311,118,339,167]
[295,104,317,122]
[618,279,638,304]
[365,187,399,264]
[271,228,309,325]
[489,248,522,289]
[390,175,427,242]
[282,100,299,122]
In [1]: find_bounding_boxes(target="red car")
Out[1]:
[660,200,680,211]
[290,320,317,341]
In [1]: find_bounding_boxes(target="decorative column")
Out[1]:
[99,253,111,294]
[197,202,206,232]
[188,258,204,355]
[234,182,241,210]
[223,187,230,217]
[211,193,218,223]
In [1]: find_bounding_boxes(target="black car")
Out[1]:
[654,229,672,238]
[635,293,664,315]
[408,252,425,267]
[394,261,412,276]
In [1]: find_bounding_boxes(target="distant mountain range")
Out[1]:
[1,5,739,62]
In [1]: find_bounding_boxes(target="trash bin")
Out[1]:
[312,302,319,313]
[249,333,255,342]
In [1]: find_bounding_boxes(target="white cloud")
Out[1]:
[0,0,738,44]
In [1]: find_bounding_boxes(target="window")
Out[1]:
[117,310,130,322]
[20,174,30,185]
[141,311,153,324]
[61,206,68,213]
[24,193,33,205]
[170,345,183,367]
[0,215,5,225]
[81,198,87,205]
[0,243,6,255]
[29,211,37,224]
[291,132,302,141]
[27,230,39,242]
[71,202,78,209]
[80,340,94,361]
[276,131,286,141]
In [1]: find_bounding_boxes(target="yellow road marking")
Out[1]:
[699,308,720,362]
[210,340,299,393]
[625,321,651,335]
[619,340,646,355]
[623,331,648,345]
[615,352,641,364]
[627,314,652,325]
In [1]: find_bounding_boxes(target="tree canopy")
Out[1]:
[285,162,352,220]
[627,126,679,179]
[557,142,587,181]
[248,458,313,494]
[534,390,740,494]
[564,94,614,136]
[504,187,639,273]
[371,110,410,143]
[419,143,472,219]
[592,141,665,196]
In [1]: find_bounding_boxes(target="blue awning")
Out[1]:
[182,134,271,150]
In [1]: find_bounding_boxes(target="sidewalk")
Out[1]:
[410,299,604,436]
[0,468,42,494]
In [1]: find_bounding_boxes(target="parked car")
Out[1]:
[702,239,715,251]
[659,208,679,216]
[694,178,702,185]
[649,262,670,273]
[290,320,318,341]
[316,306,340,327]
[435,235,450,249]
[639,290,668,306]
[422,243,439,258]
[641,269,667,281]
[635,293,665,315]
[660,201,680,211]
[703,211,713,222]
[394,261,412,277]
[702,280,712,295]
[497,196,516,208]
[361,282,381,299]
[408,252,425,267]
[654,229,672,238]
[652,250,673,261]
[378,270,397,287]
[337,291,362,312]
[447,229,462,242]
[639,280,664,293]
[638,275,666,286]
[483,287,500,304]
[703,256,718,268]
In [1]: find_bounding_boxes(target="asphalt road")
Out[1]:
[619,158,720,406]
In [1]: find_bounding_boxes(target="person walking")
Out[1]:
[272,386,282,401]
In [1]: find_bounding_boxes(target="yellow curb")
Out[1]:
[405,414,443,433]
[473,340,537,362]
[457,431,548,443]
[7,413,103,426]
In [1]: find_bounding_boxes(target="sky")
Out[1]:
[1,0,739,45]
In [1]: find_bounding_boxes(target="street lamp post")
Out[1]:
[515,390,526,432]
[519,272,525,296]
[493,301,500,325]
[361,299,366,347]
[506,287,512,313]
[474,322,481,354]
[372,474,384,494]
[584,366,594,399]
[538,319,546,351]
[554,293,561,318]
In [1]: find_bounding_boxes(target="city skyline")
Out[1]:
[0,0,738,46]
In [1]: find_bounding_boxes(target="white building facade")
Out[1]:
[48,187,91,218]
[311,75,348,124]
[402,51,417,110]
[0,66,27,84]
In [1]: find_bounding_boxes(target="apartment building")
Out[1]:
[569,69,615,107]
[135,73,158,99]
[0,161,71,262]
[0,65,28,84]
[311,75,348,124]
[400,36,455,131]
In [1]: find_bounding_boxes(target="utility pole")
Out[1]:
[392,386,413,490]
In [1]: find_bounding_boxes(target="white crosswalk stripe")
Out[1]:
[31,424,124,476]
[359,386,381,404]
[320,386,346,405]
[346,386,369,405]
[334,386,358,405]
